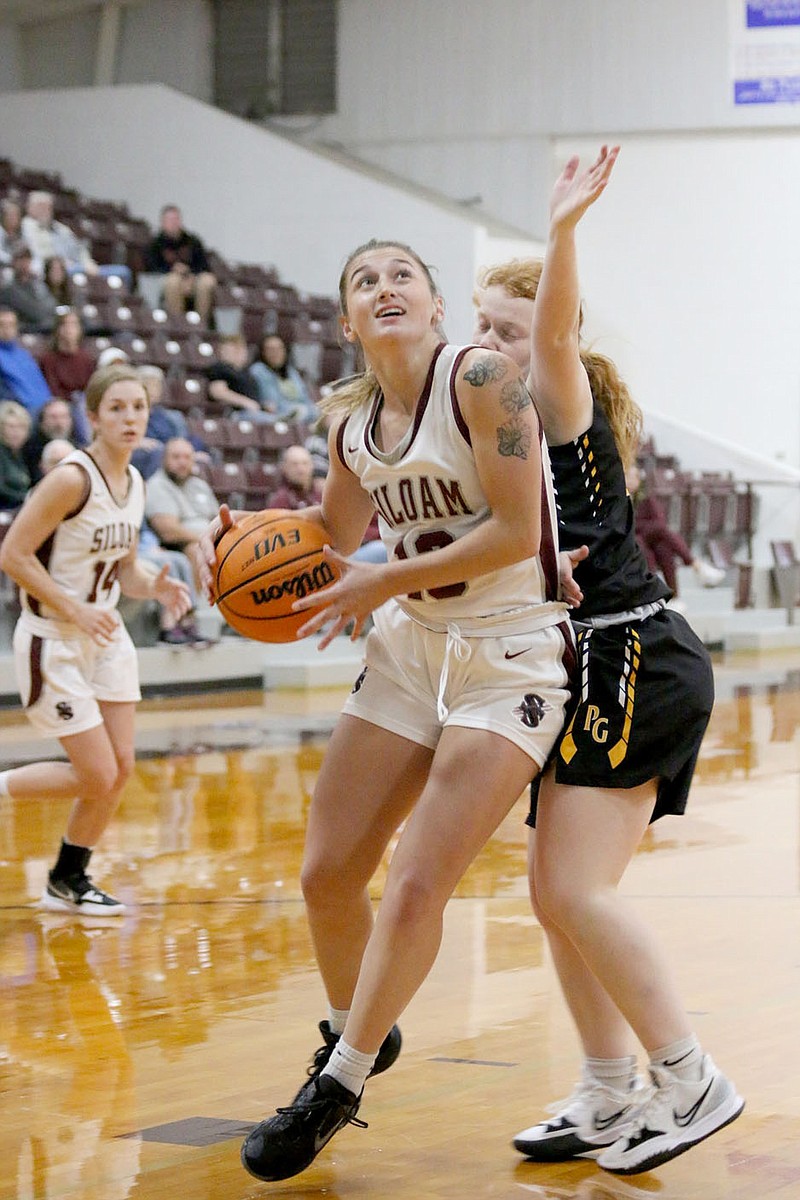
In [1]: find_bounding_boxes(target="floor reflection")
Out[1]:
[0,656,798,1199]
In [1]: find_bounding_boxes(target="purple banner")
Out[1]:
[735,74,800,100]
[747,2,800,27]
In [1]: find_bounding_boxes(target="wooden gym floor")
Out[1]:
[0,650,798,1200]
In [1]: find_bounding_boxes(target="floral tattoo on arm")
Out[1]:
[464,356,532,459]
[464,356,508,387]
[497,378,532,459]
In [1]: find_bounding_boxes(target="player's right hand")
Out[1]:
[74,603,119,646]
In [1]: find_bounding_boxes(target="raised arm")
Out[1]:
[528,144,619,445]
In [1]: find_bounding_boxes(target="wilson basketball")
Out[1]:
[214,510,339,643]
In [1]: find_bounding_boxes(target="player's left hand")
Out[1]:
[292,546,391,650]
[153,564,193,621]
[549,144,620,231]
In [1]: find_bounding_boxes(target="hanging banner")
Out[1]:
[731,1,800,102]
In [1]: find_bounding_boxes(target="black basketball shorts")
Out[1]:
[528,608,714,825]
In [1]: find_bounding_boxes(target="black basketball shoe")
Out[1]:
[241,1073,366,1181]
[42,872,124,916]
[291,1019,402,1102]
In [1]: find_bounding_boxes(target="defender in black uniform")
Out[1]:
[539,405,712,822]
[472,146,743,1176]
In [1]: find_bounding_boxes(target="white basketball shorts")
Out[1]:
[342,600,573,768]
[13,618,141,738]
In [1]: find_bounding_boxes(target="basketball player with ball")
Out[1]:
[199,237,575,1181]
[0,364,192,916]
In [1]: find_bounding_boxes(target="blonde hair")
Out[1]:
[0,399,32,440]
[476,258,642,468]
[323,239,442,418]
[84,364,148,415]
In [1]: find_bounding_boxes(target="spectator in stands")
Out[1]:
[0,197,25,268]
[38,310,95,445]
[266,444,323,511]
[0,307,51,416]
[131,364,206,479]
[21,191,130,287]
[205,333,266,418]
[145,437,220,558]
[0,399,32,510]
[0,244,57,333]
[39,310,95,398]
[97,346,129,369]
[626,463,725,603]
[144,204,216,326]
[43,255,72,306]
[39,436,75,475]
[22,396,78,483]
[249,334,314,421]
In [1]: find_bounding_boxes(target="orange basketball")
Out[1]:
[214,510,339,643]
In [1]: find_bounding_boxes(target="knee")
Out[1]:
[300,855,331,907]
[194,273,216,299]
[113,751,135,793]
[382,867,442,931]
[301,848,368,910]
[74,759,119,799]
[533,868,594,939]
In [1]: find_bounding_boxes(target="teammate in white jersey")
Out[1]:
[0,364,190,916]
[200,239,575,1182]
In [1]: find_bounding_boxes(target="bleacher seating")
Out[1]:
[208,461,248,507]
[0,154,345,412]
[244,461,280,507]
[770,540,800,622]
[638,455,758,561]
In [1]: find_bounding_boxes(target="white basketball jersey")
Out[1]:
[21,449,144,625]
[336,342,564,628]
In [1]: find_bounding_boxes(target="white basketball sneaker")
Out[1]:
[597,1055,744,1175]
[513,1069,649,1161]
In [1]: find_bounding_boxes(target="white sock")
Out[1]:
[585,1054,638,1092]
[650,1035,703,1082]
[0,771,11,796]
[321,1039,376,1097]
[328,1006,349,1036]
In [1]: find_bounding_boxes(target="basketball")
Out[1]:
[214,510,339,643]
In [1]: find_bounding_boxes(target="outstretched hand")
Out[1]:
[292,546,392,651]
[153,563,193,621]
[550,144,620,231]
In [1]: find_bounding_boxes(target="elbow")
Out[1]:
[513,515,541,563]
[532,316,580,355]
[0,544,20,583]
[499,523,539,567]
